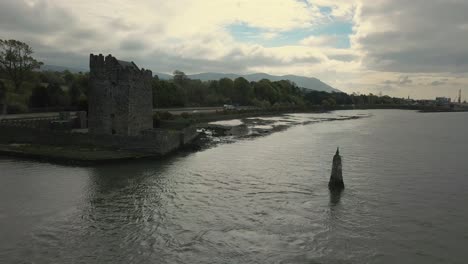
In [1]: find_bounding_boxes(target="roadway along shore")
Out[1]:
[0,106,258,120]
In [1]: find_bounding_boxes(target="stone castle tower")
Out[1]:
[88,54,153,136]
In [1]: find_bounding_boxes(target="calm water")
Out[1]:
[1,110,468,264]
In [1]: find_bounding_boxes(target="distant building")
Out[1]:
[415,99,434,106]
[435,97,451,106]
[88,54,153,136]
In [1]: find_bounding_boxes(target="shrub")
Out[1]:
[77,95,88,111]
[7,101,28,114]
[153,112,161,128]
[158,111,173,120]
[180,112,190,119]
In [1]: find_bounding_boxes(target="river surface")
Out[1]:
[1,110,467,264]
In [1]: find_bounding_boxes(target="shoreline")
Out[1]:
[1,107,466,165]
[189,111,371,151]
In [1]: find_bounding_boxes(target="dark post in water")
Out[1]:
[329,147,344,190]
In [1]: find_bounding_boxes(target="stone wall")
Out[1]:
[88,55,112,134]
[0,125,199,155]
[128,67,153,136]
[0,111,87,130]
[182,126,199,145]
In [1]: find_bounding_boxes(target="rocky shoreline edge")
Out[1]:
[0,112,369,166]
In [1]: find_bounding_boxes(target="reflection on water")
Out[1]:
[329,189,343,206]
[1,110,468,263]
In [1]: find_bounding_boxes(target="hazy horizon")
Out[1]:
[1,0,468,99]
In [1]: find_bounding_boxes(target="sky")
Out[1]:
[1,0,468,99]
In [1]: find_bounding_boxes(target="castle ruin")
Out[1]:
[88,54,153,136]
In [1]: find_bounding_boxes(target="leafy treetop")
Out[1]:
[0,39,43,91]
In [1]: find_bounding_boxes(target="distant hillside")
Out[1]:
[156,72,340,92]
[40,65,339,92]
[155,72,173,80]
[41,65,87,73]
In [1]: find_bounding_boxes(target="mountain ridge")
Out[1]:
[39,65,339,92]
[158,72,340,92]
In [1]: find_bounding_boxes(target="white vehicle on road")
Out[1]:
[223,104,236,110]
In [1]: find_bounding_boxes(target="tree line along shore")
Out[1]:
[1,39,426,119]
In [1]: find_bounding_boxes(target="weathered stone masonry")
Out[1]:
[0,125,198,155]
[89,54,153,136]
[329,148,344,190]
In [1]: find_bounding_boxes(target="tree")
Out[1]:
[63,70,75,85]
[321,99,331,107]
[173,70,189,85]
[0,39,43,92]
[0,80,6,114]
[30,85,49,108]
[69,83,82,106]
[253,79,279,104]
[74,73,89,96]
[219,77,234,100]
[47,83,68,107]
[152,79,186,107]
[30,83,68,108]
[233,77,252,104]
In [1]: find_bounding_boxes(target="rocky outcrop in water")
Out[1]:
[329,148,344,190]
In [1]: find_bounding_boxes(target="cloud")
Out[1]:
[259,32,279,40]
[0,0,335,75]
[431,80,445,86]
[1,0,468,99]
[383,76,412,86]
[308,0,356,20]
[300,35,340,47]
[353,0,468,73]
[120,39,147,51]
[0,0,75,34]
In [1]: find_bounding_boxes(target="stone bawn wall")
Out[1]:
[0,125,198,155]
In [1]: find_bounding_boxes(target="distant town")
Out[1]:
[405,91,467,111]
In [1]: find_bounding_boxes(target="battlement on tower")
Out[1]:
[89,54,152,81]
